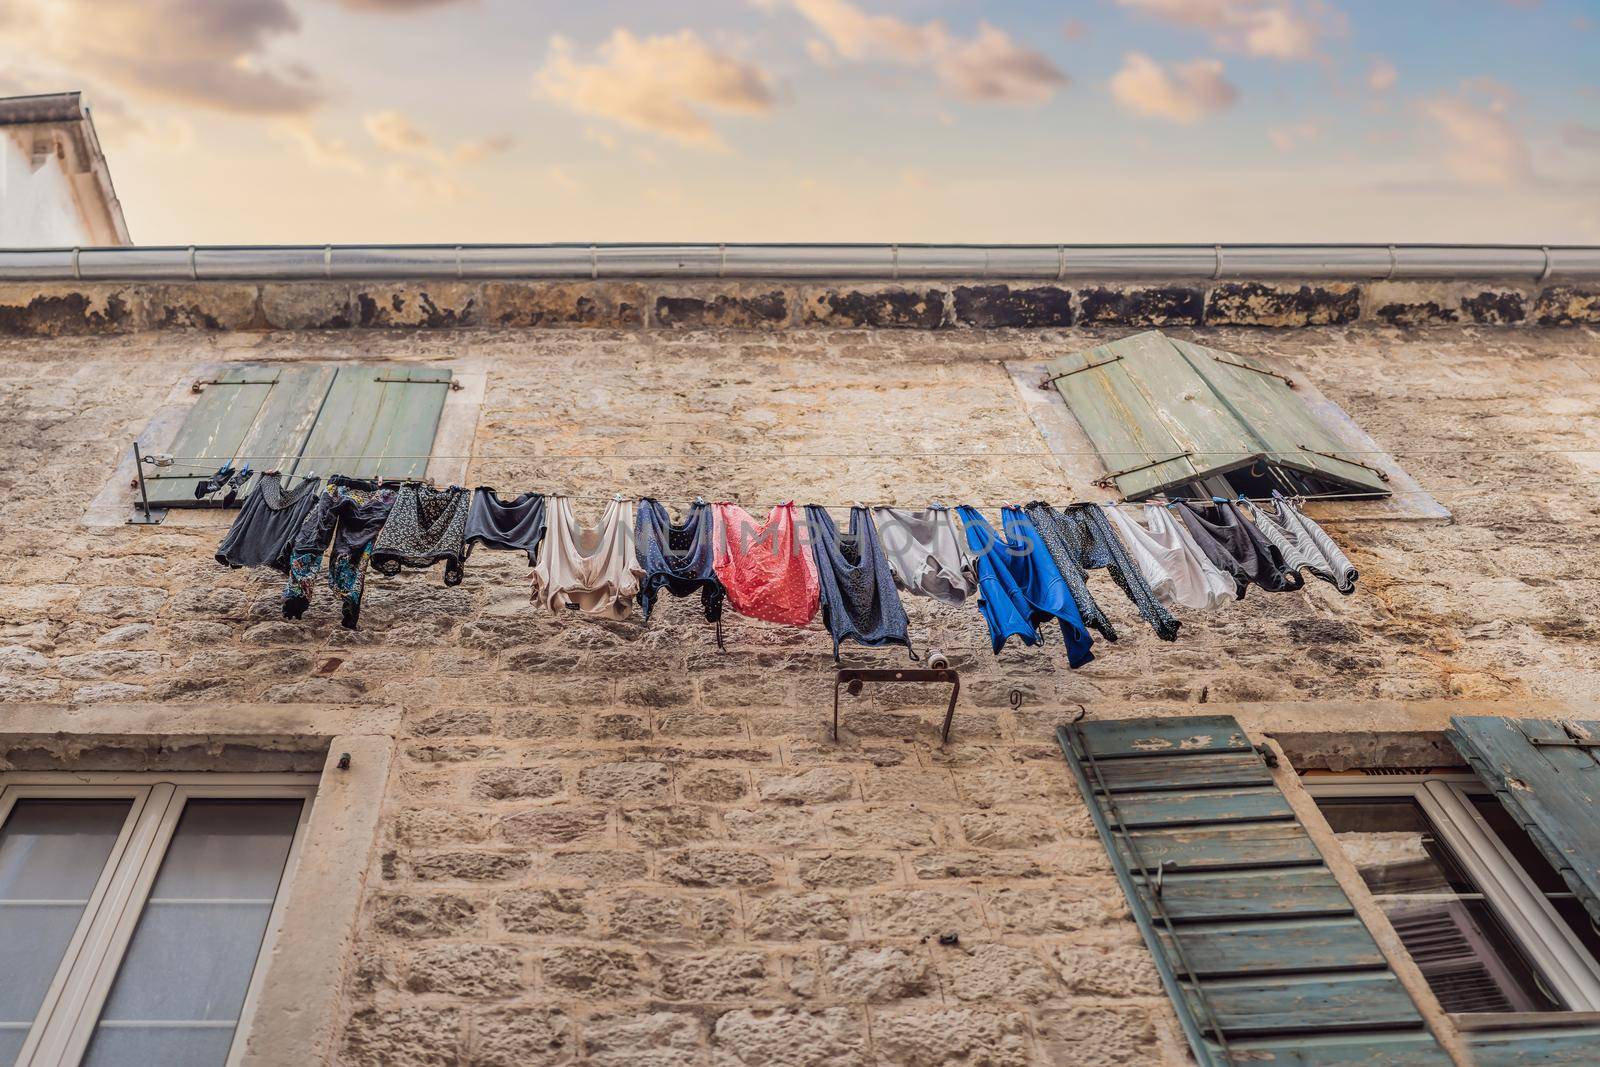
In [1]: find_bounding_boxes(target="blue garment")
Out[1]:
[635,499,724,624]
[957,506,1094,667]
[805,505,912,661]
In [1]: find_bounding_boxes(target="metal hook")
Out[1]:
[1008,688,1025,711]
[1068,703,1088,725]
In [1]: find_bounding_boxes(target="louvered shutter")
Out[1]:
[1448,716,1600,925]
[144,365,335,505]
[1047,331,1389,499]
[290,365,452,482]
[1057,715,1449,1066]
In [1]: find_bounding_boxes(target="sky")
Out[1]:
[2,0,1598,244]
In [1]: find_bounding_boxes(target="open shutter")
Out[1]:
[1448,716,1600,925]
[1058,715,1449,1066]
[1171,338,1390,495]
[291,365,451,482]
[144,365,334,506]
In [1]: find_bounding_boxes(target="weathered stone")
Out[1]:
[655,291,788,329]
[481,282,644,328]
[958,811,1057,850]
[710,1008,866,1067]
[748,892,852,941]
[818,944,931,1000]
[1048,943,1162,996]
[541,946,643,997]
[1375,300,1459,327]
[605,890,736,941]
[660,849,776,888]
[502,709,582,739]
[871,1009,1033,1066]
[353,283,478,328]
[622,806,715,847]
[260,282,355,329]
[1033,1006,1157,1067]
[373,893,479,938]
[825,807,938,849]
[473,766,564,800]
[393,808,493,847]
[797,853,899,889]
[580,761,672,803]
[801,287,946,328]
[0,646,48,671]
[659,711,742,737]
[657,949,769,999]
[1535,285,1600,325]
[680,768,750,802]
[405,943,522,996]
[1077,286,1202,326]
[583,1011,703,1067]
[757,767,854,805]
[77,586,166,618]
[941,943,1057,1002]
[498,888,588,934]
[0,286,135,336]
[724,807,822,847]
[593,712,650,739]
[862,890,985,939]
[137,283,260,330]
[501,807,608,846]
[544,849,650,884]
[1461,290,1527,324]
[409,850,531,882]
[952,285,1072,328]
[343,1006,461,1067]
[468,1008,573,1067]
[1205,282,1361,326]
[412,709,493,737]
[984,888,1121,934]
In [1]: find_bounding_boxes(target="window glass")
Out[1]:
[80,799,302,1067]
[1469,794,1600,965]
[0,799,131,1067]
[1318,795,1563,1013]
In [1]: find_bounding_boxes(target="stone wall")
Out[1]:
[2,313,1599,1065]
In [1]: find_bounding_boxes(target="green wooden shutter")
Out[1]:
[144,365,334,506]
[1058,715,1449,1066]
[1048,331,1389,499]
[291,365,452,482]
[1448,716,1600,925]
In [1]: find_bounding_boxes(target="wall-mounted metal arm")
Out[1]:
[833,667,961,744]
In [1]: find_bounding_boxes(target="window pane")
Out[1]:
[81,799,302,1067]
[0,799,131,1067]
[1316,795,1562,1013]
[1468,795,1567,893]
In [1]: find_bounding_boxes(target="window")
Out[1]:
[0,775,315,1067]
[141,363,453,507]
[1309,775,1600,1017]
[1046,330,1392,501]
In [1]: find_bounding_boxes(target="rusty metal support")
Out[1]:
[832,667,961,744]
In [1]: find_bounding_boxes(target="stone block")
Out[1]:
[502,808,608,846]
[343,1006,461,1067]
[952,285,1073,327]
[0,285,136,336]
[1076,285,1202,326]
[473,766,564,801]
[861,889,984,939]
[939,943,1057,1002]
[660,849,776,888]
[870,1009,1033,1066]
[582,1011,703,1067]
[373,893,480,938]
[498,888,588,934]
[77,586,166,618]
[1047,942,1162,997]
[545,849,650,884]
[710,1008,867,1067]
[912,852,1048,881]
[260,283,355,329]
[621,806,715,847]
[409,850,531,882]
[405,943,523,996]
[680,768,750,802]
[580,761,672,803]
[353,283,479,327]
[1033,1006,1157,1067]
[1535,286,1600,325]
[503,709,583,739]
[800,287,947,328]
[1204,282,1361,326]
[481,282,645,328]
[604,890,736,941]
[412,709,493,737]
[818,944,931,1000]
[757,767,854,805]
[393,808,493,847]
[541,946,644,997]
[657,949,770,1000]
[136,283,261,330]
[469,1008,573,1067]
[724,808,823,848]
[797,853,899,889]
[1374,300,1460,327]
[748,892,851,941]
[654,290,789,329]
[1461,290,1527,324]
[957,811,1057,849]
[984,886,1122,934]
[824,807,939,850]
[659,711,743,737]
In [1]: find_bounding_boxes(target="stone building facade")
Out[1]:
[2,269,1599,1067]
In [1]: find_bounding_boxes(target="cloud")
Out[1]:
[1109,52,1238,122]
[2,0,321,113]
[1267,117,1325,151]
[1115,0,1335,60]
[535,29,775,148]
[334,0,471,10]
[1367,58,1397,92]
[363,109,512,164]
[276,119,365,171]
[1415,82,1531,187]
[786,0,1068,104]
[1564,123,1600,152]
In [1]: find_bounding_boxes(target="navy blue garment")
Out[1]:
[805,505,912,661]
[465,489,547,565]
[635,499,725,626]
[957,507,1094,667]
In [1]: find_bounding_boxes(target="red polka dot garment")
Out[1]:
[712,502,820,628]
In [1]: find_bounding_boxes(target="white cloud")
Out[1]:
[1416,82,1531,187]
[0,0,321,113]
[545,165,580,192]
[1367,57,1397,92]
[1109,52,1238,122]
[276,119,365,171]
[362,110,512,164]
[1115,0,1335,60]
[535,29,775,149]
[787,0,1067,104]
[1267,117,1325,151]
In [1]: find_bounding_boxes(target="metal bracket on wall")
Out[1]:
[1040,354,1123,389]
[126,442,168,525]
[1095,451,1192,489]
[1296,444,1390,482]
[833,666,961,744]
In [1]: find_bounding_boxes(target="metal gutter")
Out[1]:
[0,243,1596,283]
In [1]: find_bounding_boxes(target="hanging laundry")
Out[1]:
[1172,500,1304,594]
[215,473,323,572]
[372,484,472,586]
[712,502,819,628]
[1022,502,1118,642]
[871,506,976,605]
[465,488,547,564]
[1243,492,1358,594]
[956,507,1094,666]
[1065,504,1181,642]
[635,499,725,631]
[531,496,643,620]
[193,464,234,500]
[805,506,912,661]
[283,478,397,629]
[1106,505,1236,612]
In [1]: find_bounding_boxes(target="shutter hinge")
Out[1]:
[1528,738,1600,748]
[1041,354,1123,388]
[1254,742,1279,768]
[1213,355,1294,388]
[1296,444,1390,482]
[373,375,454,386]
[192,377,280,392]
[1095,451,1192,489]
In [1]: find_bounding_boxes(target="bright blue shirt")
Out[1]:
[957,506,1094,667]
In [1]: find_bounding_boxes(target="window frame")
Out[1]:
[1307,773,1600,1015]
[0,773,317,1067]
